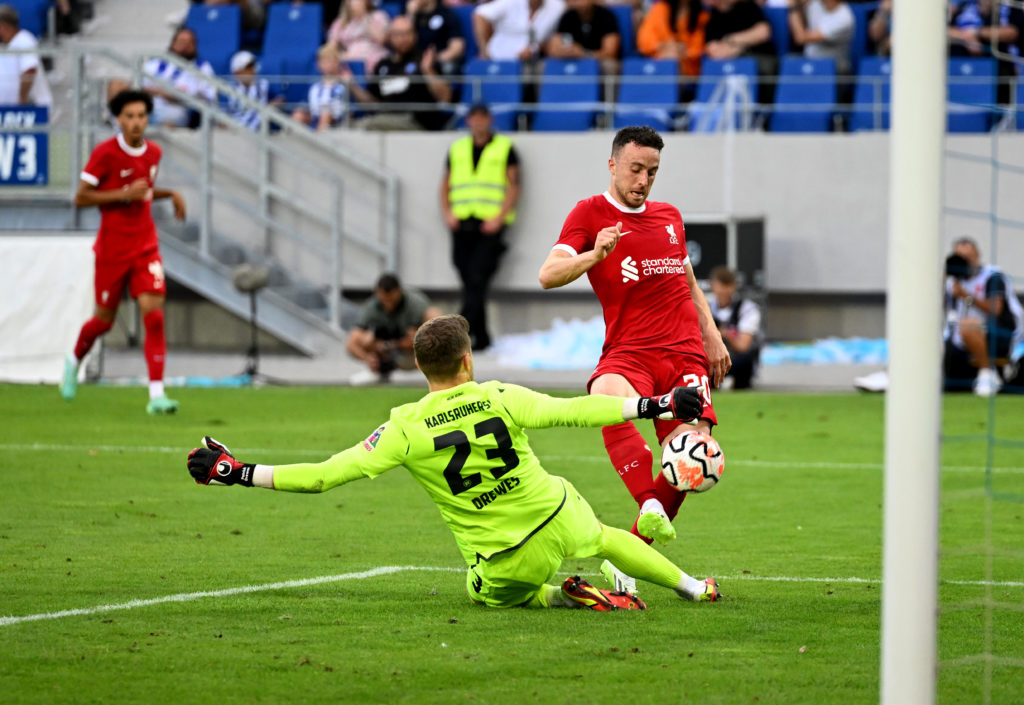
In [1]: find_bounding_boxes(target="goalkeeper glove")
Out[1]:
[635,386,703,422]
[187,436,255,486]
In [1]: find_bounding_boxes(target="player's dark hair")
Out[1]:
[611,126,664,157]
[414,315,471,380]
[375,272,401,293]
[710,266,736,286]
[108,89,153,117]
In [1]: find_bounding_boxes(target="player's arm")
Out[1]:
[685,261,731,387]
[186,433,402,492]
[74,178,149,208]
[538,222,621,289]
[152,188,187,220]
[498,383,702,429]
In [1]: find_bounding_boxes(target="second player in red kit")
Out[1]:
[61,89,186,414]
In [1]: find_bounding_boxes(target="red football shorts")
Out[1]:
[588,347,718,442]
[93,251,166,308]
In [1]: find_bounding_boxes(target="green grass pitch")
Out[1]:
[1,383,1021,704]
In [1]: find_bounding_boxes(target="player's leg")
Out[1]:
[62,258,127,400]
[592,371,675,544]
[652,354,719,521]
[132,254,177,414]
[596,523,720,602]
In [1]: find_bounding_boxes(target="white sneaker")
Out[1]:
[973,368,1002,397]
[349,369,385,386]
[600,560,638,596]
[854,370,889,393]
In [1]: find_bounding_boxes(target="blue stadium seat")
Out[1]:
[769,56,837,132]
[613,58,678,131]
[947,57,997,133]
[849,56,890,131]
[185,4,241,76]
[608,4,636,59]
[763,6,791,58]
[532,58,601,131]
[461,59,522,131]
[452,5,478,61]
[261,2,323,105]
[688,57,758,132]
[1017,77,1024,131]
[8,0,49,38]
[849,1,878,73]
[380,1,403,19]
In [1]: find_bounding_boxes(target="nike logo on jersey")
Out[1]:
[619,231,632,237]
[621,256,639,282]
[120,168,134,177]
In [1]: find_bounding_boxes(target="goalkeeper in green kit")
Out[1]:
[187,315,720,610]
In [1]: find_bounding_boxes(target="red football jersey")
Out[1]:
[554,192,706,360]
[80,134,162,262]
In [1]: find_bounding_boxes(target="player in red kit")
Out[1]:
[538,126,730,589]
[61,89,186,414]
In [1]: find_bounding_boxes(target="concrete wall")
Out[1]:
[323,131,1024,298]
[147,130,1024,344]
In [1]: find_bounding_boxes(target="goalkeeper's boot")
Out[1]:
[600,560,638,596]
[561,576,646,611]
[678,578,722,603]
[60,356,78,400]
[636,499,677,545]
[146,395,180,415]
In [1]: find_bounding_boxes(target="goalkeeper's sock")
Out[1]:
[527,584,572,609]
[143,309,166,388]
[597,523,693,592]
[654,471,687,520]
[73,316,113,361]
[602,422,656,506]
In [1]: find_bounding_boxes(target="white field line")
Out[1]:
[2,443,1023,474]
[2,567,1021,628]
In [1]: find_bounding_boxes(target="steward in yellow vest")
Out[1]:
[440,104,521,351]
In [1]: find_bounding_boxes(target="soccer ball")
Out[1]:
[660,431,724,493]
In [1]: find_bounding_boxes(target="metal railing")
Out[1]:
[1,45,401,331]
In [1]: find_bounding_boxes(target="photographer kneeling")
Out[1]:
[944,237,1024,396]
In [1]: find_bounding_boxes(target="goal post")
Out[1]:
[880,1,947,704]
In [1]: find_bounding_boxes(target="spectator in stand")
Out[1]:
[708,266,762,389]
[0,4,52,107]
[224,50,284,131]
[472,0,566,61]
[787,0,854,73]
[543,0,621,77]
[406,0,466,76]
[292,43,351,131]
[704,0,776,104]
[636,0,710,80]
[137,26,216,128]
[327,0,392,73]
[948,0,1023,106]
[867,0,891,56]
[343,15,453,130]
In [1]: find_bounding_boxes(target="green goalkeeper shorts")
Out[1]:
[466,477,605,608]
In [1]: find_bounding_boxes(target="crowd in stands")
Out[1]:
[5,1,1020,132]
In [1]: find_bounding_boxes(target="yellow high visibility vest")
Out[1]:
[447,134,515,224]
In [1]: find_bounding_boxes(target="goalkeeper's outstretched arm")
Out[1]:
[187,437,372,492]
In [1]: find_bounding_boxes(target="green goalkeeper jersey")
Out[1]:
[272,381,627,565]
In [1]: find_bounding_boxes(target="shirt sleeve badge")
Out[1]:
[361,425,386,451]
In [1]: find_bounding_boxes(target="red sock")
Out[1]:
[602,422,656,506]
[143,309,166,382]
[73,317,113,361]
[654,472,688,520]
